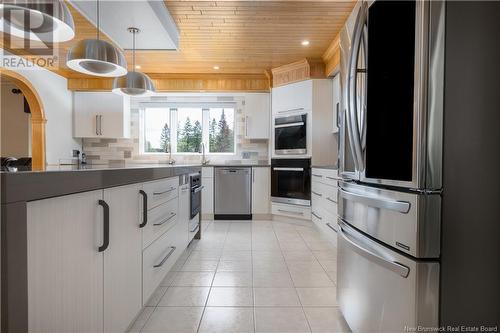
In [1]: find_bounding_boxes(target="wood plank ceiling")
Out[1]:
[2,1,355,81]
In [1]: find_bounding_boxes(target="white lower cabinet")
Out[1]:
[202,167,214,215]
[252,167,270,215]
[26,175,193,333]
[103,184,143,333]
[311,168,340,245]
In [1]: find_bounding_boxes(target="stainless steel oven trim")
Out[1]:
[358,1,444,191]
[271,196,310,207]
[273,167,304,172]
[275,149,307,155]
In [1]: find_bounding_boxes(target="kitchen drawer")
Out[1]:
[272,202,311,220]
[143,177,178,210]
[311,206,338,246]
[312,181,338,206]
[143,223,182,304]
[311,168,339,187]
[142,197,178,249]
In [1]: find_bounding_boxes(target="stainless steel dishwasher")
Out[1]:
[214,167,252,220]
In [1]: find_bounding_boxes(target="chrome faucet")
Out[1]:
[168,142,176,165]
[200,142,210,165]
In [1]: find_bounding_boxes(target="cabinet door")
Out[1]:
[272,80,313,114]
[252,167,270,214]
[244,93,270,139]
[202,176,214,215]
[27,190,104,333]
[73,92,130,138]
[179,183,191,247]
[103,184,142,333]
[332,74,340,133]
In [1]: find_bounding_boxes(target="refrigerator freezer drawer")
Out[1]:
[337,221,439,333]
[338,181,441,258]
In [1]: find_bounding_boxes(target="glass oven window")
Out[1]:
[274,114,307,151]
[365,0,416,181]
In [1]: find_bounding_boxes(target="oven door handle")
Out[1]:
[273,167,304,172]
[192,186,205,194]
[339,220,410,278]
[274,122,305,129]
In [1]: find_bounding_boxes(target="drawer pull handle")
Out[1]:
[153,212,176,226]
[339,187,411,213]
[326,176,337,180]
[190,224,200,233]
[277,209,304,216]
[312,174,322,178]
[312,191,322,197]
[326,197,337,203]
[326,222,337,233]
[153,187,176,195]
[154,246,177,268]
[98,200,110,252]
[139,190,148,228]
[312,212,322,220]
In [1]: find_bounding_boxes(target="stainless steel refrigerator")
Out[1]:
[337,1,444,331]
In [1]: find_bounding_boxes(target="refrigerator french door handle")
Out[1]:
[360,24,368,151]
[347,2,368,172]
[339,220,410,278]
[339,187,411,213]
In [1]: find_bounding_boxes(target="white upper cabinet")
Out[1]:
[244,93,270,139]
[332,74,340,133]
[272,80,313,114]
[74,92,130,138]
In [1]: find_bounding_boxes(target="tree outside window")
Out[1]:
[144,108,170,153]
[177,108,203,153]
[209,108,235,153]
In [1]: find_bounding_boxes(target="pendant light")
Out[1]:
[0,0,75,42]
[112,27,155,96]
[66,0,126,77]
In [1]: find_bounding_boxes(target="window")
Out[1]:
[141,104,235,155]
[143,108,170,153]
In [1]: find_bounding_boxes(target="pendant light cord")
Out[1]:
[132,29,136,72]
[96,0,100,40]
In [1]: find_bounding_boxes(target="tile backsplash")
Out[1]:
[82,96,269,165]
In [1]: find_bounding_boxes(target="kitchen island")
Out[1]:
[1,164,202,333]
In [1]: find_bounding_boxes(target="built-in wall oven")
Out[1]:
[274,113,307,155]
[271,158,311,206]
[337,1,444,332]
[190,173,202,219]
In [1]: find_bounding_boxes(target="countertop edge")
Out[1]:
[1,165,202,204]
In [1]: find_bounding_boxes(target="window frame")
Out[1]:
[139,102,237,156]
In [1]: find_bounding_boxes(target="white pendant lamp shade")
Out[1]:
[112,27,155,96]
[65,0,126,77]
[66,39,127,77]
[0,0,75,42]
[113,71,155,96]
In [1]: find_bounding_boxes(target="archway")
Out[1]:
[0,69,46,169]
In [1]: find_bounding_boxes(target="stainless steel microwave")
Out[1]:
[274,113,307,155]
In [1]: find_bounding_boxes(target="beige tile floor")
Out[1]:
[129,219,351,333]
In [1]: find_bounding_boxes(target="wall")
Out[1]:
[82,95,269,165]
[0,80,30,157]
[2,52,81,165]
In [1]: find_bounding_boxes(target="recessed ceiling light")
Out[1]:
[213,65,220,70]
[301,40,310,46]
[135,65,141,69]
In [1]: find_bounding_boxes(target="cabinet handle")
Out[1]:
[277,209,304,216]
[277,107,304,114]
[245,116,249,137]
[252,168,255,183]
[95,115,99,135]
[98,200,110,252]
[153,187,176,195]
[326,222,337,233]
[139,190,148,228]
[153,212,176,226]
[336,102,340,128]
[326,176,337,180]
[154,246,176,268]
[312,211,322,220]
[326,197,337,204]
[312,174,322,178]
[312,191,322,197]
[99,115,103,135]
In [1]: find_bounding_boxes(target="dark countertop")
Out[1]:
[1,164,202,204]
